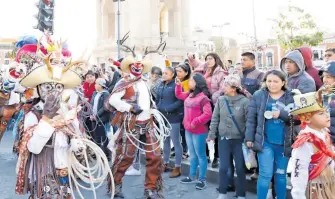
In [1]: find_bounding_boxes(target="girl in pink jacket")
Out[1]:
[176,73,213,190]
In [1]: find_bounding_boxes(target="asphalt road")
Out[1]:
[0,132,257,199]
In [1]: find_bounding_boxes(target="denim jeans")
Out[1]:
[185,131,208,181]
[257,141,289,199]
[218,138,246,197]
[163,123,182,167]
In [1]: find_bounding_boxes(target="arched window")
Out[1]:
[266,52,273,67]
[257,52,262,67]
[160,5,169,36]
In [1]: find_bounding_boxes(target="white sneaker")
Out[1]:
[125,166,141,176]
[266,189,273,199]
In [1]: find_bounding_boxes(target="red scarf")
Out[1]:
[292,132,335,180]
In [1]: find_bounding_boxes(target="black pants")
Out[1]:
[87,120,110,159]
[180,123,187,153]
[206,137,219,158]
[218,138,246,197]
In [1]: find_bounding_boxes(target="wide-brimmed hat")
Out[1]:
[19,35,85,89]
[20,63,82,89]
[289,89,324,116]
[120,55,152,74]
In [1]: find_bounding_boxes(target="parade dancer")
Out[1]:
[290,89,335,199]
[15,35,114,199]
[105,35,170,199]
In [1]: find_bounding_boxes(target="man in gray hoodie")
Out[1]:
[280,50,316,93]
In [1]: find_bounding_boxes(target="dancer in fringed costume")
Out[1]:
[290,89,335,199]
[106,34,171,199]
[14,33,115,199]
[0,62,27,143]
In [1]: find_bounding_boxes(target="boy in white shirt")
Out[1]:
[290,90,335,199]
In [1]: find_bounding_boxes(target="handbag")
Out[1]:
[224,98,243,134]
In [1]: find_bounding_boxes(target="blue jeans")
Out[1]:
[257,141,289,199]
[163,123,182,167]
[218,138,246,197]
[185,131,208,181]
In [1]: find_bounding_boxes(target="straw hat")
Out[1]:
[120,55,152,74]
[20,64,82,89]
[289,89,324,116]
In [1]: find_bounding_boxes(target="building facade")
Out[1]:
[0,38,16,67]
[93,0,196,68]
[239,34,335,69]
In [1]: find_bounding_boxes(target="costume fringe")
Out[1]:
[307,165,335,199]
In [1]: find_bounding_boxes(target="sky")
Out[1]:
[0,0,334,58]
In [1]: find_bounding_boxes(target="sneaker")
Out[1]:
[180,177,197,184]
[182,152,189,159]
[250,172,259,181]
[125,166,141,176]
[266,189,273,199]
[195,180,207,190]
[216,185,235,192]
[212,157,219,168]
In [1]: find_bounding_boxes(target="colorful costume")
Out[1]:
[290,90,335,199]
[14,34,113,199]
[106,53,170,198]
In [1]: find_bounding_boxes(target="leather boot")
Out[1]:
[114,184,124,198]
[169,167,181,178]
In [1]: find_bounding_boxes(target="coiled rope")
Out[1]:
[67,138,115,199]
[124,109,171,153]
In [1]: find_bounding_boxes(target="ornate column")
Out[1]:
[96,0,103,41]
[180,0,191,40]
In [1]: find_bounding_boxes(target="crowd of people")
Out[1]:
[2,32,335,199]
[80,46,335,199]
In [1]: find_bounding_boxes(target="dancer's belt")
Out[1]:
[136,118,151,125]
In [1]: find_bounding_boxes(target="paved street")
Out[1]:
[0,133,256,199]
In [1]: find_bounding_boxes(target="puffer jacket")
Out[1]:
[208,94,249,140]
[297,47,322,90]
[280,50,316,94]
[195,63,228,104]
[245,88,294,157]
[175,84,213,134]
[155,80,183,123]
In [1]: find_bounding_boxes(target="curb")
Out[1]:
[140,153,293,198]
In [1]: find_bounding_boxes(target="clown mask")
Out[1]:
[130,62,144,77]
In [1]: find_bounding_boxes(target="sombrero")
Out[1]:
[20,64,82,89]
[289,90,324,116]
[19,35,84,89]
[120,55,152,74]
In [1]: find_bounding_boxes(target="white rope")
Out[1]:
[123,109,171,153]
[67,138,115,199]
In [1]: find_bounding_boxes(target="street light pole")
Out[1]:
[252,0,257,52]
[113,0,125,59]
[117,0,121,59]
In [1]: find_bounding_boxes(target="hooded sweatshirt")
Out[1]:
[280,50,316,94]
[297,47,322,90]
